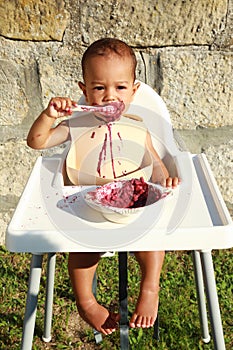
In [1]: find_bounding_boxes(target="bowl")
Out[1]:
[84,178,172,224]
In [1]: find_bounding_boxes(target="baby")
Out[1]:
[27,38,179,335]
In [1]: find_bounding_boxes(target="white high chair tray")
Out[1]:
[6,152,233,253]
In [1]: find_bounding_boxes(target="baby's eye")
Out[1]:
[117,85,127,90]
[94,86,104,91]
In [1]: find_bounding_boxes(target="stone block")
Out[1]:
[158,48,233,129]
[0,211,12,246]
[38,48,84,108]
[0,58,43,127]
[175,127,233,206]
[0,140,41,197]
[75,0,228,46]
[204,140,233,205]
[213,0,233,50]
[0,0,69,41]
[0,60,29,125]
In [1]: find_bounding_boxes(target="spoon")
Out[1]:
[72,101,125,121]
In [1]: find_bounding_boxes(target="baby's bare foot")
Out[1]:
[129,289,159,328]
[77,299,120,335]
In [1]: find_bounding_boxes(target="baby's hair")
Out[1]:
[81,38,137,81]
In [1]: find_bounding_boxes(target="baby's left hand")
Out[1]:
[165,177,181,188]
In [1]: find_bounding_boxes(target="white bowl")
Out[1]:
[84,180,172,224]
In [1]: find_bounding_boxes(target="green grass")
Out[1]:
[0,246,232,349]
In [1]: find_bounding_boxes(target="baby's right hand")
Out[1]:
[44,97,77,119]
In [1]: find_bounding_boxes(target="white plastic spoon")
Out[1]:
[72,101,125,121]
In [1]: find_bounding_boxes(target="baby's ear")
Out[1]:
[78,81,87,97]
[132,81,140,95]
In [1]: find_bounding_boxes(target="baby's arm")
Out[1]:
[27,97,76,149]
[146,132,180,188]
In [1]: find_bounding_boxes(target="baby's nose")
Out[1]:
[104,88,116,102]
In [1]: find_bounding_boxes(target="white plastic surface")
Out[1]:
[6,153,233,253]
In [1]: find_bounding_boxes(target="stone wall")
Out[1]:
[0,0,232,244]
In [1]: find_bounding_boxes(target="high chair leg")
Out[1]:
[93,252,159,348]
[192,250,210,343]
[21,254,43,350]
[43,253,56,343]
[119,252,129,350]
[153,313,160,340]
[200,251,226,350]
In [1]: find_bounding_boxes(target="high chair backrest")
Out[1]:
[127,81,179,157]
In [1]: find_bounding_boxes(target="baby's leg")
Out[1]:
[130,251,165,328]
[68,252,119,335]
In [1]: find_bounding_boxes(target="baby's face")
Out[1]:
[80,54,139,114]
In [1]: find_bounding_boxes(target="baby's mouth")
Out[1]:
[93,101,125,123]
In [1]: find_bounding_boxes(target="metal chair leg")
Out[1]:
[200,251,226,350]
[153,313,160,340]
[92,253,129,348]
[21,254,43,350]
[42,253,56,343]
[119,252,129,350]
[192,250,210,343]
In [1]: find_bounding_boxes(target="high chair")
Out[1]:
[6,82,233,350]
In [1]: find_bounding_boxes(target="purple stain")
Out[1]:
[70,195,78,203]
[107,123,116,179]
[97,133,108,177]
[117,132,122,140]
[91,131,95,139]
[96,123,122,179]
